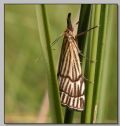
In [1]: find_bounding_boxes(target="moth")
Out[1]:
[57,13,85,111]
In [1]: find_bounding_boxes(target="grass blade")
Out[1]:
[35,5,63,123]
[77,4,92,123]
[85,5,101,123]
[96,5,118,123]
[64,109,74,123]
[91,5,107,123]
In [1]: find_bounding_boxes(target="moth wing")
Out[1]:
[58,38,85,111]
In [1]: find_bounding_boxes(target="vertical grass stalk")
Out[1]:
[91,5,108,123]
[96,5,117,123]
[85,5,101,123]
[35,5,63,123]
[77,4,92,123]
[64,109,74,123]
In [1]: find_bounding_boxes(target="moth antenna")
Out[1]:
[76,25,99,37]
[50,33,64,47]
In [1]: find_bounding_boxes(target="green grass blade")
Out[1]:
[77,4,91,55]
[35,5,63,123]
[85,5,101,123]
[77,4,92,123]
[64,109,74,123]
[91,5,107,123]
[96,5,118,123]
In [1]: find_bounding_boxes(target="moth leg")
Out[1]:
[52,48,56,51]
[82,75,94,84]
[74,38,96,63]
[79,51,97,63]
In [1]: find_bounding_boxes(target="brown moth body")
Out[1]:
[57,13,85,111]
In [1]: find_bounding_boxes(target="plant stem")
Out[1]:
[91,5,107,123]
[64,108,74,124]
[85,5,101,123]
[35,5,63,123]
[77,4,92,124]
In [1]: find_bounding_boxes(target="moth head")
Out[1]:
[65,29,74,39]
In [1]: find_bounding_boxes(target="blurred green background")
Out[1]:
[5,4,118,123]
[5,4,80,123]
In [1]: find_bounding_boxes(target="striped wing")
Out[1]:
[57,36,85,111]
